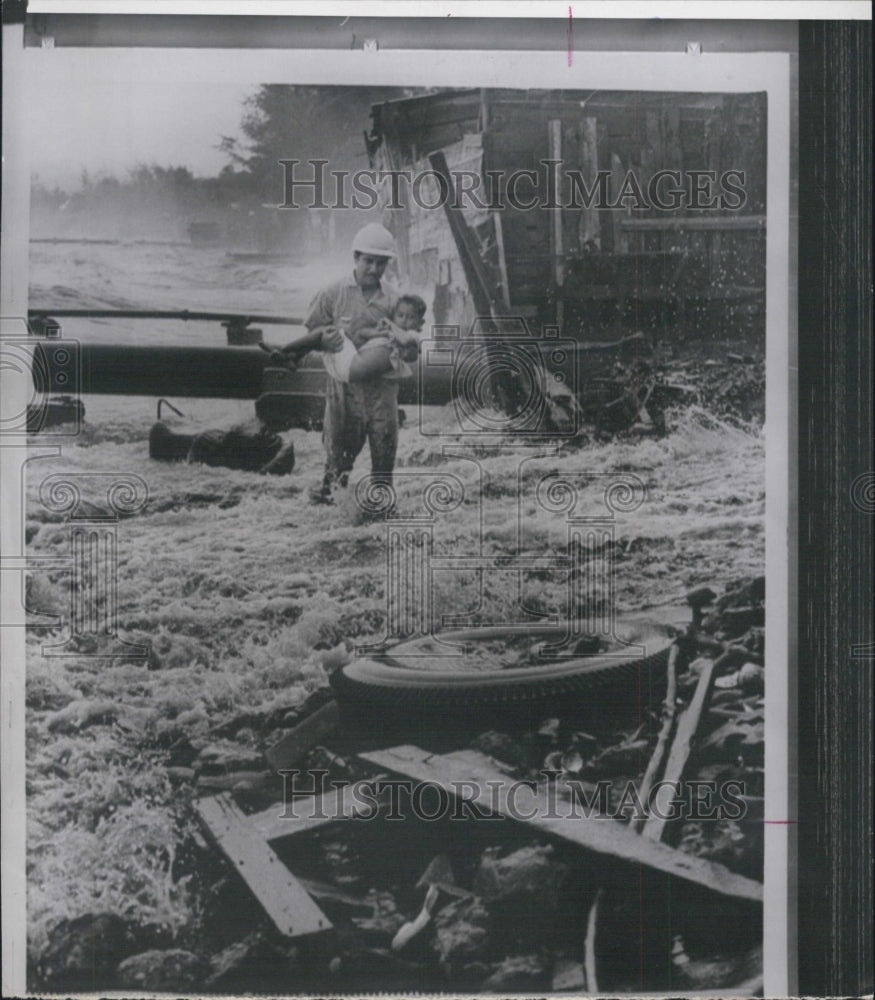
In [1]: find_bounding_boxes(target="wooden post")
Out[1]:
[643,655,720,843]
[196,794,332,938]
[548,119,565,329]
[578,116,601,250]
[427,149,526,415]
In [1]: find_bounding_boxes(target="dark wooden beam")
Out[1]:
[361,744,763,902]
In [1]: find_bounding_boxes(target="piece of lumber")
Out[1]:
[618,215,766,232]
[643,654,719,843]
[264,698,340,771]
[584,887,603,993]
[492,209,511,308]
[428,149,528,417]
[249,776,390,843]
[636,642,680,832]
[196,793,331,937]
[360,745,761,902]
[428,149,500,317]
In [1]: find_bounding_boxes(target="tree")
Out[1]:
[219,85,404,203]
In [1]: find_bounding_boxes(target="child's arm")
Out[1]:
[378,318,420,348]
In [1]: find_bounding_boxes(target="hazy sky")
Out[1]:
[25,50,256,190]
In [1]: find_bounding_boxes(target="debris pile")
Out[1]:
[178,577,765,994]
[655,351,766,426]
[149,414,296,476]
[28,576,765,994]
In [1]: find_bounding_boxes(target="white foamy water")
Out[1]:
[23,240,764,962]
[30,241,351,344]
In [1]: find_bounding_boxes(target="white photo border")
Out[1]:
[2,41,794,999]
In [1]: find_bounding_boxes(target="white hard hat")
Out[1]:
[351,223,396,258]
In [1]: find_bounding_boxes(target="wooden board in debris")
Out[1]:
[196,793,332,938]
[361,744,762,903]
[644,656,718,843]
[264,698,341,771]
[248,776,390,843]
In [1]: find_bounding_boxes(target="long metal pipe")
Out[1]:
[34,342,455,405]
[79,344,269,398]
[28,308,305,326]
[33,333,651,405]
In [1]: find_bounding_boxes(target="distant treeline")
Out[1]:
[31,165,269,244]
[31,84,426,248]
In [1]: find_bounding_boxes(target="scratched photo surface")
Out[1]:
[23,79,767,994]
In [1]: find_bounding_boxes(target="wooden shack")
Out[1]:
[367,88,766,338]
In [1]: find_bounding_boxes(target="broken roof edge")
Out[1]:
[369,86,769,124]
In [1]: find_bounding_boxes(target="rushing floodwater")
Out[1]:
[24,240,765,967]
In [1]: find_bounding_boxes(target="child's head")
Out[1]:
[392,295,427,332]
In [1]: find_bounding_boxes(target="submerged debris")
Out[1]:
[433,896,493,967]
[117,948,207,991]
[37,913,141,990]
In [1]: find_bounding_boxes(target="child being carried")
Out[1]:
[323,294,427,383]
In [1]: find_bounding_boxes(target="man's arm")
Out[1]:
[301,287,344,352]
[368,317,420,347]
[261,329,323,367]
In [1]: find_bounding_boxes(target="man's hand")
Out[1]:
[318,327,346,353]
[398,341,420,363]
[260,343,298,369]
[392,327,420,349]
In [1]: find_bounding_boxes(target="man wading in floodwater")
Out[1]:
[275,223,417,509]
